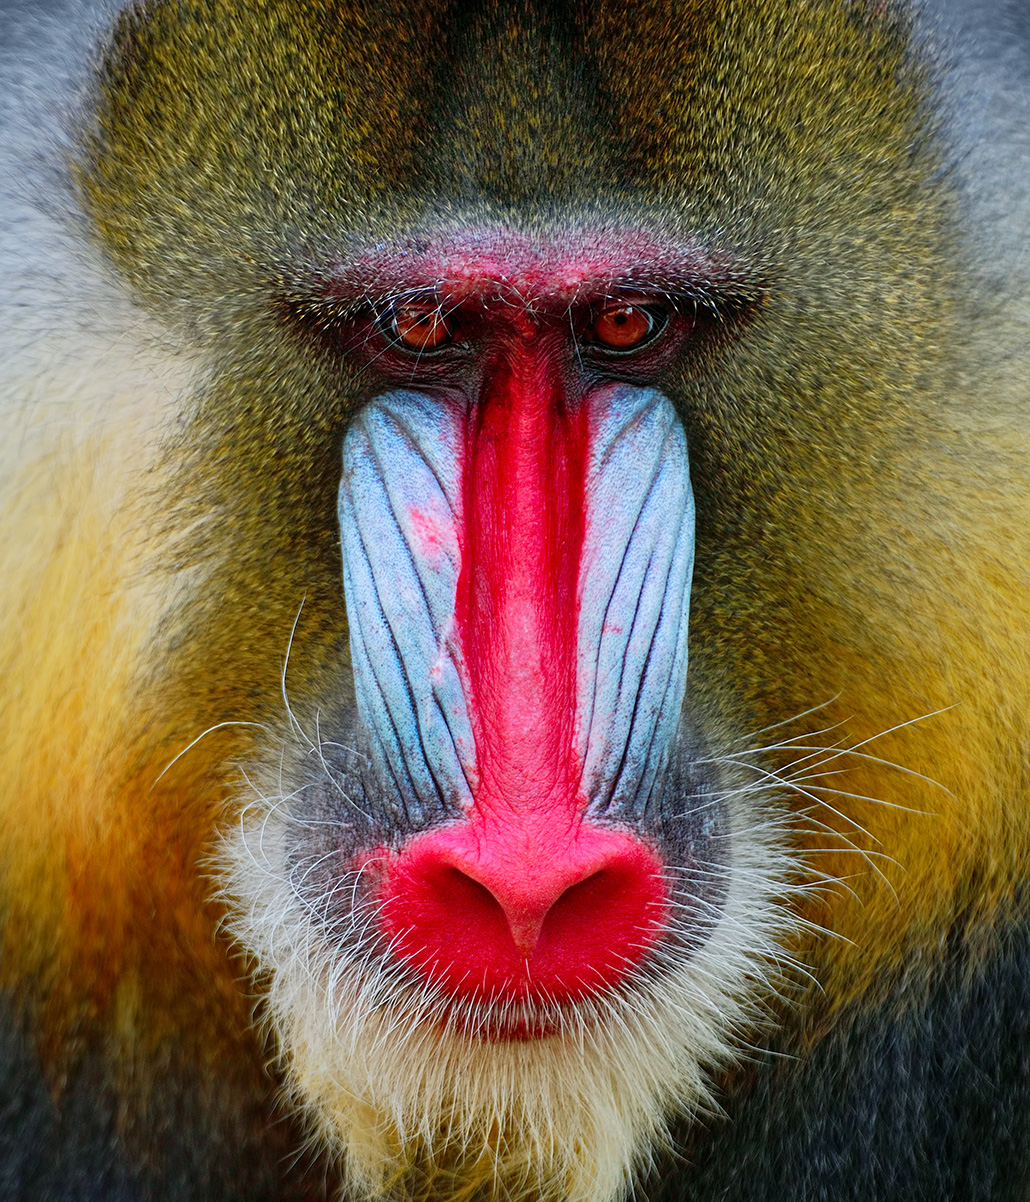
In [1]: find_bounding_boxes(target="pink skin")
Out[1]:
[343,236,702,1014]
[323,227,727,316]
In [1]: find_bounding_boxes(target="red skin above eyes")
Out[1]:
[324,228,729,315]
[345,240,701,1017]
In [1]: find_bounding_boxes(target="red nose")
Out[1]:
[377,816,668,1007]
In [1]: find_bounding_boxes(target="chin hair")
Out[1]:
[218,734,803,1202]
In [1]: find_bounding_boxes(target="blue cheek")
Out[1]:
[339,390,475,822]
[577,386,695,815]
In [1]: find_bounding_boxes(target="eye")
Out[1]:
[587,302,665,351]
[387,304,454,351]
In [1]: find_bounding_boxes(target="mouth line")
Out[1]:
[356,978,626,1044]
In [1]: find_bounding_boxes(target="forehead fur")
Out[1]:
[81,0,931,299]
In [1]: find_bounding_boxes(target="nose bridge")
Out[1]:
[456,349,591,821]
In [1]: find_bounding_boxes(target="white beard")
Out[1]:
[219,750,800,1202]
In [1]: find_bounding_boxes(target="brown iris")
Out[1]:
[391,305,453,351]
[589,303,659,350]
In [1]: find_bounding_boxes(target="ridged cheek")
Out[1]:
[338,392,475,822]
[577,384,695,815]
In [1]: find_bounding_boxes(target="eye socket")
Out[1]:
[387,304,454,351]
[587,302,665,351]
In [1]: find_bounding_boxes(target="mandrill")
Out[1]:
[2,0,1030,1199]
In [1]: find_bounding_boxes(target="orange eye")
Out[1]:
[391,305,454,351]
[589,303,661,350]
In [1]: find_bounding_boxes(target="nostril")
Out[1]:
[436,863,615,960]
[538,867,618,950]
[437,865,518,946]
[376,822,668,1008]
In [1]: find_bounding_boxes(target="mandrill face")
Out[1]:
[6,0,1010,1198]
[290,235,719,1021]
[223,231,790,1200]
